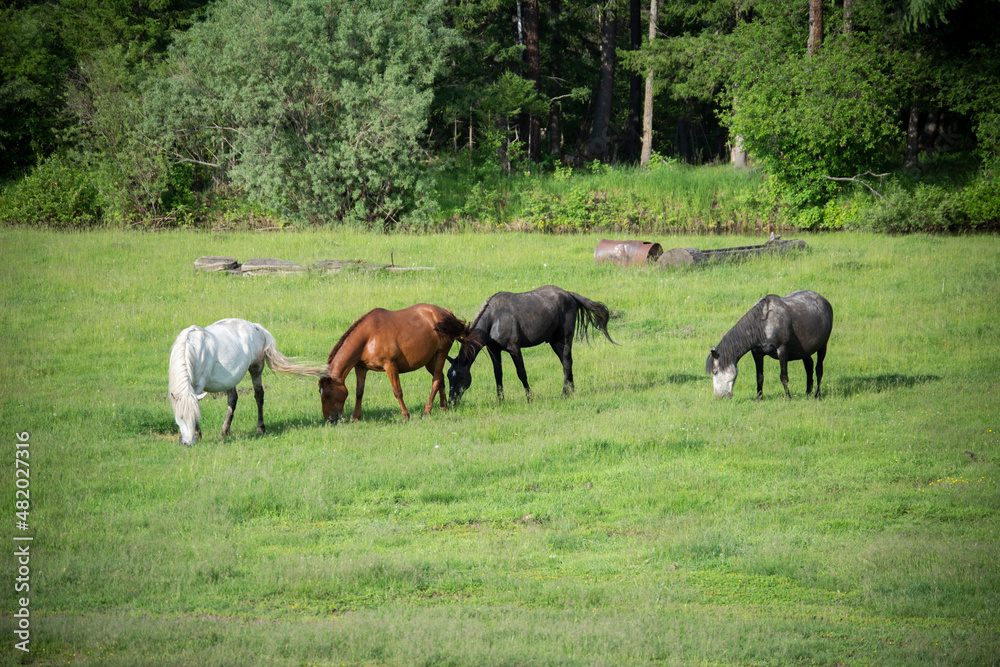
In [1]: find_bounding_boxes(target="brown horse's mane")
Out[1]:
[434,310,475,342]
[327,309,377,365]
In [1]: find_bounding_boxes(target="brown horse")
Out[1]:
[319,304,477,423]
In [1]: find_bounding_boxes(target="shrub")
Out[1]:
[0,156,100,227]
[956,161,1000,228]
[855,183,966,233]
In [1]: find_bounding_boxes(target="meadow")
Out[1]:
[0,228,998,666]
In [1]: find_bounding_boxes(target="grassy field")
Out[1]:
[1,228,998,666]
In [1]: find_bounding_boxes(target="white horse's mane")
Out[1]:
[168,326,202,444]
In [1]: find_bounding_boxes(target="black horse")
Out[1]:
[706,290,833,399]
[447,285,616,404]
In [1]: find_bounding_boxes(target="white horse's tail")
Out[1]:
[257,326,328,377]
[168,327,202,445]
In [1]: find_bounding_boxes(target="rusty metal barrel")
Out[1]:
[594,239,663,266]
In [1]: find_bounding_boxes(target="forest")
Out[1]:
[1,0,998,231]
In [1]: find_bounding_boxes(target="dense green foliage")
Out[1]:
[1,229,998,665]
[716,0,1000,226]
[140,0,455,226]
[0,0,998,228]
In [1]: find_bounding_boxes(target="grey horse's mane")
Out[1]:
[715,298,768,365]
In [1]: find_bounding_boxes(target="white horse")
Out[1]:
[168,319,325,446]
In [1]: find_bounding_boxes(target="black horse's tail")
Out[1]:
[568,292,618,345]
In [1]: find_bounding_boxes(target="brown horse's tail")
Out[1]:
[568,292,618,345]
[435,311,483,347]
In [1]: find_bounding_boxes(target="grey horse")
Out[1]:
[706,290,833,399]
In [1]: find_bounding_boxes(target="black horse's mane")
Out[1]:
[327,309,377,365]
[715,298,768,365]
[453,296,494,363]
[469,294,495,330]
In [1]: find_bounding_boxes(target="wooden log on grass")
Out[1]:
[193,256,240,272]
[312,259,435,273]
[239,258,309,275]
[657,234,806,267]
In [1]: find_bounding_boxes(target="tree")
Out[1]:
[723,4,900,217]
[621,0,644,162]
[141,0,457,227]
[639,0,658,167]
[807,0,822,55]
[518,0,542,161]
[0,3,72,177]
[587,2,617,160]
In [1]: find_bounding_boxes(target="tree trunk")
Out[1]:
[587,4,617,161]
[676,115,690,162]
[843,0,853,34]
[808,0,823,55]
[519,0,542,161]
[640,0,658,167]
[920,107,941,151]
[548,0,564,157]
[904,105,921,168]
[729,2,749,168]
[622,0,643,162]
[731,135,748,168]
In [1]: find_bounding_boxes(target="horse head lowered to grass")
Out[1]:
[446,285,617,405]
[706,290,833,400]
[319,304,478,423]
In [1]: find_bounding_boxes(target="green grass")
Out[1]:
[434,161,770,232]
[1,229,998,666]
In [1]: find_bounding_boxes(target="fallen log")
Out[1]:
[193,256,240,272]
[194,256,435,275]
[312,259,435,273]
[239,258,309,274]
[657,234,806,267]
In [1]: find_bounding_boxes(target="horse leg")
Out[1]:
[509,348,532,402]
[802,356,815,398]
[384,363,410,421]
[814,345,827,399]
[351,367,368,422]
[422,356,447,417]
[752,350,766,400]
[550,341,574,395]
[778,357,792,400]
[221,388,238,436]
[250,363,266,435]
[430,353,449,414]
[490,346,505,401]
